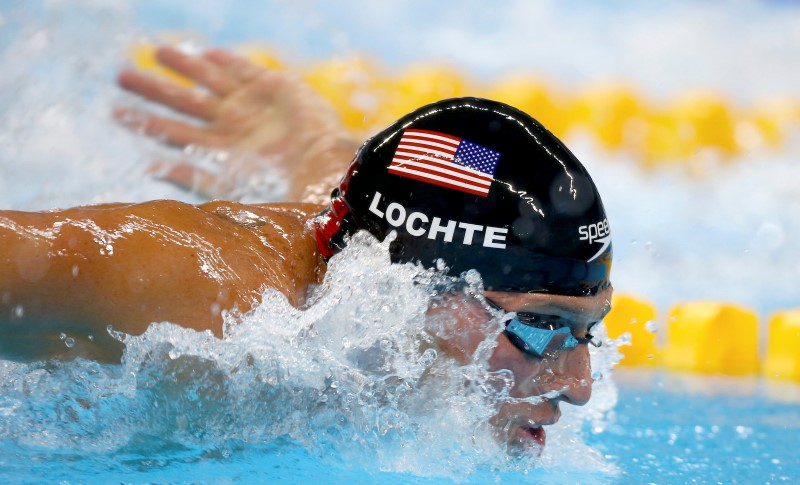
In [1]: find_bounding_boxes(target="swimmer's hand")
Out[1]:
[115,46,359,202]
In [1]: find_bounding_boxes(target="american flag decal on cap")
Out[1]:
[388,129,501,197]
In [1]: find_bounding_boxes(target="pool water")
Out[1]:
[2,0,800,483]
[592,370,800,484]
[1,366,797,483]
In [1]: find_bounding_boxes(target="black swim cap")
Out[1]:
[315,98,612,296]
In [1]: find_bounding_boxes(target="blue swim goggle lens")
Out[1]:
[486,299,601,359]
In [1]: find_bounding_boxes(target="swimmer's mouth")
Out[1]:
[517,425,546,449]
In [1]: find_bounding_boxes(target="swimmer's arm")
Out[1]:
[116,46,361,202]
[0,208,132,361]
[0,201,302,362]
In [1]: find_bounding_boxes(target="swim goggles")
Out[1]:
[486,298,601,359]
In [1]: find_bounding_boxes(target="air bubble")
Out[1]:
[419,348,437,367]
[58,332,75,348]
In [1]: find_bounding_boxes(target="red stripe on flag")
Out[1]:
[403,129,462,143]
[401,137,460,151]
[387,170,489,197]
[397,141,458,155]
[388,165,492,193]
[388,165,491,192]
[390,155,492,184]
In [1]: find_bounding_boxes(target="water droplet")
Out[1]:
[12,305,24,318]
[106,325,126,342]
[64,337,75,348]
[214,151,230,163]
[419,348,437,367]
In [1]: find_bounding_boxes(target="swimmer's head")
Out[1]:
[315,98,612,296]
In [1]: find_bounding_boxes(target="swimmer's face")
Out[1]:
[431,285,613,453]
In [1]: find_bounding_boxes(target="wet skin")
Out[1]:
[0,200,325,362]
[433,287,613,450]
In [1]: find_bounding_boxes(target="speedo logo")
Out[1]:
[368,191,508,249]
[579,219,611,262]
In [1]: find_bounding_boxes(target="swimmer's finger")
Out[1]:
[113,108,228,147]
[117,70,218,121]
[147,161,223,198]
[203,48,264,84]
[155,46,238,96]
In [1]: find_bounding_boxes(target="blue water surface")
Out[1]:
[1,369,798,484]
[591,370,800,484]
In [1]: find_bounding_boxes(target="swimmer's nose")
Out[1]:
[552,343,593,406]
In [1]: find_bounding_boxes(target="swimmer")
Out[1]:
[0,47,612,451]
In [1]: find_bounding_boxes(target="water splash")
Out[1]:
[0,232,622,480]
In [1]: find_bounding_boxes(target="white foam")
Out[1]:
[0,232,624,479]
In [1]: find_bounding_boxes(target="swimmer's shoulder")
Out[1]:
[197,201,326,284]
[197,201,325,227]
[195,202,327,253]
